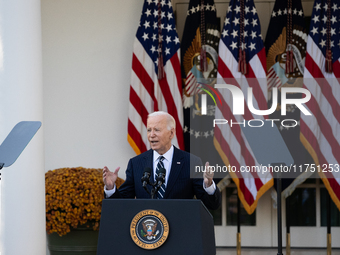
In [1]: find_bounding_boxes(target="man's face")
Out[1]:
[147,115,175,155]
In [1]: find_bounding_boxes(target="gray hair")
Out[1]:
[148,111,176,131]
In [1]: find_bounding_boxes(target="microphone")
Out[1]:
[142,167,152,187]
[141,167,152,196]
[150,168,166,199]
[155,167,166,188]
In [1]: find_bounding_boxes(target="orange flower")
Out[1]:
[45,167,124,236]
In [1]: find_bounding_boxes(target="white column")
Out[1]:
[0,0,45,254]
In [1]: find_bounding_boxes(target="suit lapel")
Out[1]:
[164,147,184,198]
[143,150,154,187]
[143,149,154,169]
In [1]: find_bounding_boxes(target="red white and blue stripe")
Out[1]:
[214,0,272,214]
[128,0,184,154]
[300,0,340,210]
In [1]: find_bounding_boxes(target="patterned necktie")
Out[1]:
[156,156,166,199]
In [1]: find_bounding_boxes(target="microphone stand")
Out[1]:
[141,169,152,197]
[141,174,158,199]
[150,179,162,199]
[143,175,165,199]
[142,180,151,196]
[150,187,157,199]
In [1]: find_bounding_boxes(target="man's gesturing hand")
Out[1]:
[103,166,120,190]
[203,162,214,188]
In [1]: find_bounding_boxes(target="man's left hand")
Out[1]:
[203,161,214,188]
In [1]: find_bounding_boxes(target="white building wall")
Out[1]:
[42,0,141,172]
[0,0,45,254]
[42,1,143,254]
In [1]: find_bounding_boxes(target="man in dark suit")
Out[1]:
[103,111,221,210]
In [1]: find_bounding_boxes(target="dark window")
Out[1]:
[288,188,316,226]
[209,207,222,226]
[320,188,340,227]
[226,187,256,226]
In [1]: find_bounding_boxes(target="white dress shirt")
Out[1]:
[152,145,173,186]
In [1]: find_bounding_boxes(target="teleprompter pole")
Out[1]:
[0,162,3,180]
[239,123,293,255]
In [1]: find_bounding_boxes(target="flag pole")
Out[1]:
[286,196,290,255]
[237,193,241,255]
[277,175,283,255]
[327,192,331,255]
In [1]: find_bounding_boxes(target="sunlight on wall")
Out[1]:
[0,39,3,71]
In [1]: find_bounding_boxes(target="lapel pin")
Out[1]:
[177,162,181,164]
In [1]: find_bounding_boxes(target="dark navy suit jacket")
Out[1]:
[107,146,221,210]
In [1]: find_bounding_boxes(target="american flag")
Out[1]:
[180,0,224,171]
[265,0,314,201]
[127,0,184,154]
[214,0,272,214]
[300,0,340,210]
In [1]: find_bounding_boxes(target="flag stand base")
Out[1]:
[286,233,290,255]
[237,232,241,255]
[327,233,331,255]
